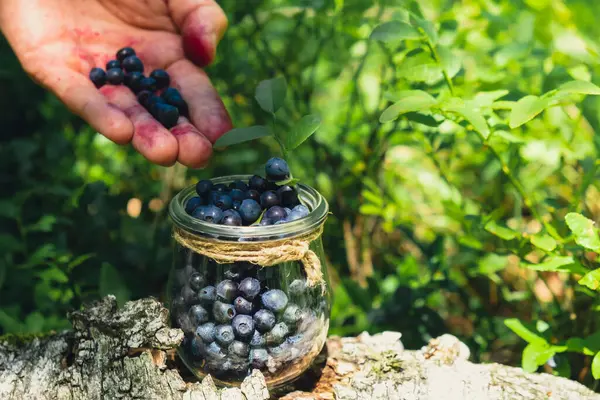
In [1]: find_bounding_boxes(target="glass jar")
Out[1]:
[167,175,331,389]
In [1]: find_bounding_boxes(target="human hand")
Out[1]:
[0,0,232,168]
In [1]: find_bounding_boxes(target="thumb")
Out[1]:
[169,0,228,67]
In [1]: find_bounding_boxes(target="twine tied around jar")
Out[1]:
[172,225,326,292]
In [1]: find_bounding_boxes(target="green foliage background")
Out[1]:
[2,0,600,390]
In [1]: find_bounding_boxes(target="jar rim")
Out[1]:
[169,175,329,241]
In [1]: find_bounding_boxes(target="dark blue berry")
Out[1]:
[209,191,220,204]
[189,273,205,291]
[234,296,254,315]
[213,184,228,193]
[215,194,233,210]
[229,340,250,357]
[287,205,310,222]
[260,191,279,208]
[122,55,144,73]
[190,337,206,359]
[196,180,213,196]
[199,205,223,224]
[198,286,216,304]
[229,189,246,202]
[232,314,254,340]
[124,71,144,92]
[250,330,266,348]
[264,206,287,223]
[266,322,289,346]
[116,47,136,62]
[106,68,124,85]
[161,87,188,116]
[213,301,236,323]
[206,341,227,360]
[239,199,262,224]
[136,90,153,108]
[185,196,202,215]
[261,289,288,313]
[154,103,179,128]
[145,95,165,115]
[277,185,299,208]
[250,349,268,368]
[181,285,198,305]
[248,175,267,191]
[214,324,235,346]
[229,180,249,191]
[288,279,306,297]
[139,77,157,92]
[238,278,261,300]
[216,280,238,302]
[246,190,260,202]
[196,322,216,343]
[106,59,120,70]
[189,304,209,326]
[253,309,276,333]
[221,209,242,226]
[265,157,290,181]
[150,69,170,89]
[282,304,302,326]
[89,68,107,88]
[232,201,241,211]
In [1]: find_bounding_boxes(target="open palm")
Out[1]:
[0,0,232,168]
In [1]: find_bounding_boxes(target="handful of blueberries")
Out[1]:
[186,157,310,226]
[172,260,325,379]
[89,47,188,128]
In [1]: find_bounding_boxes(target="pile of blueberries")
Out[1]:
[185,157,310,227]
[89,47,188,128]
[172,259,326,379]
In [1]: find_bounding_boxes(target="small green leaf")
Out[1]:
[275,177,300,186]
[359,204,382,216]
[27,215,57,232]
[505,318,546,344]
[579,268,600,291]
[410,15,438,43]
[397,52,443,84]
[214,126,271,148]
[484,220,519,240]
[442,99,490,138]
[283,114,321,150]
[565,212,600,252]
[522,342,555,373]
[255,76,287,113]
[99,263,131,307]
[404,112,439,127]
[521,256,584,273]
[370,21,421,42]
[67,254,95,271]
[530,234,557,252]
[436,46,461,79]
[380,90,437,123]
[592,353,600,380]
[558,80,600,95]
[509,95,551,129]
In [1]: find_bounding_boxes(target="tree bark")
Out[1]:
[0,296,596,400]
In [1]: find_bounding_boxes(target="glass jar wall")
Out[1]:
[167,176,330,388]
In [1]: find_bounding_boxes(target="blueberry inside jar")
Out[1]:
[167,174,330,389]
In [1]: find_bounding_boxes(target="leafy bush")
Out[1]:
[1,0,600,390]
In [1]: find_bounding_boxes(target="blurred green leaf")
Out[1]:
[578,269,600,291]
[255,76,287,114]
[214,126,271,148]
[397,53,443,84]
[0,234,23,254]
[442,99,490,138]
[283,114,321,150]
[370,21,420,42]
[67,254,95,271]
[380,90,437,123]
[592,353,600,380]
[558,80,600,95]
[509,95,551,129]
[99,263,131,307]
[0,200,19,219]
[565,212,600,252]
[522,341,555,373]
[521,256,584,273]
[27,215,57,232]
[410,15,438,43]
[484,220,519,240]
[530,234,557,252]
[505,318,546,344]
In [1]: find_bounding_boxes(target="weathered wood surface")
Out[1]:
[0,296,597,400]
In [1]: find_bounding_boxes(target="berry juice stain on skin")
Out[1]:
[182,22,214,67]
[171,123,194,136]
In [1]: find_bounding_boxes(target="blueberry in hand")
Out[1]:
[150,69,170,89]
[266,322,289,346]
[239,199,262,224]
[213,301,236,323]
[248,175,267,191]
[198,286,216,304]
[189,304,209,326]
[214,324,235,346]
[277,185,299,208]
[215,194,233,210]
[250,330,266,348]
[161,87,189,116]
[246,190,260,202]
[145,95,165,115]
[122,55,144,73]
[232,314,254,340]
[234,296,253,314]
[124,71,144,92]
[282,304,302,326]
[260,191,279,208]
[229,340,250,357]
[139,77,157,92]
[196,322,216,343]
[264,206,287,223]
[196,180,213,197]
[216,280,238,302]
[238,278,261,300]
[154,103,180,128]
[106,59,121,70]
[265,157,290,181]
[89,68,107,88]
[189,273,205,291]
[185,196,202,215]
[136,90,153,108]
[250,349,268,369]
[106,68,124,85]
[221,210,242,226]
[253,309,276,333]
[116,47,136,62]
[261,289,288,313]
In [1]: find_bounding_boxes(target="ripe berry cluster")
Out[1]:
[88,47,188,128]
[172,261,322,378]
[186,157,309,226]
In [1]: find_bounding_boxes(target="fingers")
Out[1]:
[51,69,134,144]
[167,59,233,143]
[171,118,213,168]
[168,0,228,66]
[101,86,178,166]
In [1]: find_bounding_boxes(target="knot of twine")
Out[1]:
[172,226,326,291]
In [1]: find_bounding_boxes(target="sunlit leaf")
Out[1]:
[410,15,438,43]
[593,353,600,380]
[520,256,585,273]
[397,53,443,84]
[370,21,420,42]
[380,90,437,123]
[484,220,519,240]
[255,76,287,113]
[558,80,600,95]
[578,269,600,291]
[505,318,546,344]
[565,212,600,251]
[214,126,271,148]
[442,99,490,138]
[509,95,553,129]
[530,234,557,252]
[283,114,321,150]
[522,342,555,373]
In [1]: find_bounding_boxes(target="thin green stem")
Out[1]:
[424,37,455,96]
